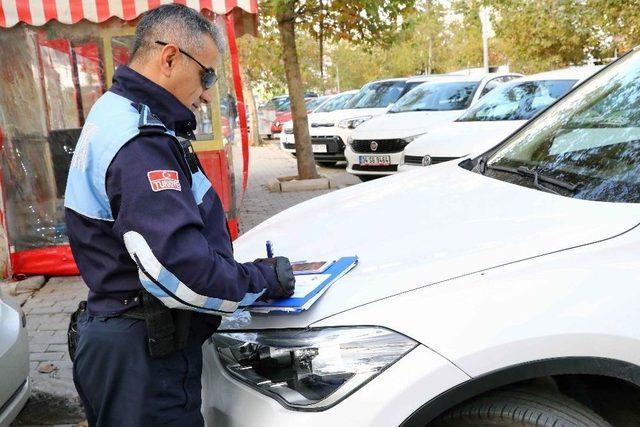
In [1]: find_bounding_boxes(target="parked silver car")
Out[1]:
[0,289,29,427]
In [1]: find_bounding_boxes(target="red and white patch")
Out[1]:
[147,170,181,192]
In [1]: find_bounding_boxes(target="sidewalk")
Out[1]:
[12,142,359,425]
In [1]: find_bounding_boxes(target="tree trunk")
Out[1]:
[241,70,261,147]
[276,1,319,180]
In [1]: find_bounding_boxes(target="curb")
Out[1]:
[268,176,332,192]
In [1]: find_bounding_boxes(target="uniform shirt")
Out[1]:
[65,66,277,317]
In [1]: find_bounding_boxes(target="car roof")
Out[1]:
[365,77,409,85]
[521,66,604,82]
[405,74,455,84]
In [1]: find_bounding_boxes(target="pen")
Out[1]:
[266,240,274,258]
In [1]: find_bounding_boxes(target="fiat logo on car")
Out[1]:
[370,141,379,152]
[422,155,432,166]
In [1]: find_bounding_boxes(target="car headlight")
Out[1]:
[213,326,418,410]
[337,116,372,129]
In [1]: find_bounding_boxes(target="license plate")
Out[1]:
[312,144,328,153]
[359,155,390,166]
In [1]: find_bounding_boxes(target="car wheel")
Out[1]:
[317,161,338,167]
[430,388,612,427]
[357,175,378,182]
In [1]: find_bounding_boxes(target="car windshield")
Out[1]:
[390,81,480,113]
[459,79,577,121]
[275,99,291,112]
[315,93,355,113]
[485,49,640,203]
[344,81,407,109]
[305,96,329,111]
[265,97,289,111]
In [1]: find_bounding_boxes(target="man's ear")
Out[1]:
[159,44,179,78]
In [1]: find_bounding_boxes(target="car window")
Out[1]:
[345,81,407,109]
[314,93,355,113]
[401,81,427,96]
[390,81,480,113]
[459,79,576,122]
[305,96,330,111]
[485,50,640,203]
[275,99,291,112]
[480,79,501,97]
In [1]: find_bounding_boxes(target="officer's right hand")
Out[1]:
[254,256,295,299]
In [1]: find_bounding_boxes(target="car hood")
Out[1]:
[282,111,354,131]
[352,110,465,139]
[405,120,525,158]
[222,164,640,330]
[328,108,386,122]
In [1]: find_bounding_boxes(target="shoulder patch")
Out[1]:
[147,170,181,192]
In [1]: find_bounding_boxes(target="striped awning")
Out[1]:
[0,0,258,28]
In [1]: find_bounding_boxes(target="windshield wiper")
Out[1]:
[485,164,580,194]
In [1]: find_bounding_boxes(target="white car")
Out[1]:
[295,77,439,166]
[400,66,602,171]
[345,73,522,180]
[0,289,30,426]
[279,90,358,161]
[203,48,640,426]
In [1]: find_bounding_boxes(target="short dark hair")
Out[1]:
[131,4,224,62]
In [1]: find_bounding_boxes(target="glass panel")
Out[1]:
[39,38,81,130]
[111,36,134,71]
[487,50,640,203]
[74,42,105,122]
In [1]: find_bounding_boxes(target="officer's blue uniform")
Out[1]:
[65,66,279,426]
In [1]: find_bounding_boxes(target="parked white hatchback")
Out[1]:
[0,289,30,426]
[279,90,358,163]
[298,77,441,166]
[345,73,521,180]
[400,66,601,171]
[203,50,640,426]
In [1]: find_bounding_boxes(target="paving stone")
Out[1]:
[47,344,69,353]
[30,352,65,361]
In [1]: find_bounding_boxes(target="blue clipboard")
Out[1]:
[249,256,358,314]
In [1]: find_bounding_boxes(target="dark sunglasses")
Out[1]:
[155,41,218,89]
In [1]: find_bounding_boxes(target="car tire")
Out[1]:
[430,387,612,427]
[317,161,338,167]
[357,175,378,182]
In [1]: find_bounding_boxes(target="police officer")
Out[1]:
[64,5,295,426]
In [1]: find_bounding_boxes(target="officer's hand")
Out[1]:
[254,256,295,299]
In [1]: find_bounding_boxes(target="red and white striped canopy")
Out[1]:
[0,0,258,28]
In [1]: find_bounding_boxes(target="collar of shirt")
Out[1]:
[109,65,197,139]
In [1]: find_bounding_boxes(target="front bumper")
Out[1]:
[345,145,404,176]
[202,342,469,427]
[281,132,347,162]
[0,378,30,427]
[0,298,30,427]
[398,163,422,173]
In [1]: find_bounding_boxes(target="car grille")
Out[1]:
[404,155,459,165]
[284,128,293,134]
[311,136,345,153]
[352,164,398,172]
[350,139,406,154]
[283,136,345,154]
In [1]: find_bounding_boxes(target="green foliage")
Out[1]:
[241,1,640,100]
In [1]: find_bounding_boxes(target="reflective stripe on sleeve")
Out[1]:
[123,231,264,315]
